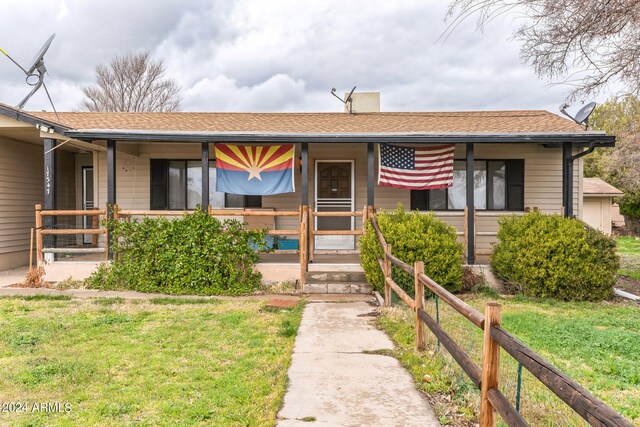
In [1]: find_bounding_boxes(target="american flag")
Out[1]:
[378,144,455,189]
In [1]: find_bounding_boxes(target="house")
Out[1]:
[582,177,623,235]
[0,93,615,286]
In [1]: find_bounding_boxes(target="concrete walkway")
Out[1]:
[277,301,439,427]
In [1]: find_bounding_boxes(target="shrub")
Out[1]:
[490,212,618,301]
[85,208,269,295]
[360,205,463,295]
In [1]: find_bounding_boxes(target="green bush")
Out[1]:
[490,212,618,301]
[359,206,463,295]
[619,193,640,218]
[86,208,269,295]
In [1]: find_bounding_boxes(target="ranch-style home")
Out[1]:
[0,93,615,288]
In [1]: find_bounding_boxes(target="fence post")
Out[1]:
[383,243,392,307]
[480,302,502,427]
[362,205,367,232]
[112,204,119,261]
[299,205,308,291]
[35,204,43,266]
[92,209,99,246]
[367,205,374,220]
[414,261,425,350]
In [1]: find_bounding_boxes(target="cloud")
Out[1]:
[184,74,306,111]
[0,0,614,114]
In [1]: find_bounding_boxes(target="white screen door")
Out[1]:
[82,167,94,244]
[314,160,355,250]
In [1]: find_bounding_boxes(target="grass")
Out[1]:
[379,294,640,426]
[617,236,640,280]
[0,297,303,426]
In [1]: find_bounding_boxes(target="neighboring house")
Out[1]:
[582,177,624,235]
[0,93,615,278]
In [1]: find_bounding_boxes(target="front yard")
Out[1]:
[618,236,640,280]
[0,295,302,426]
[380,294,640,426]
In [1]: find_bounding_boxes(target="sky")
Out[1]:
[0,0,613,114]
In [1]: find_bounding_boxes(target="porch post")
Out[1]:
[563,141,574,218]
[43,138,56,256]
[107,139,116,259]
[466,142,475,264]
[367,142,375,207]
[201,142,209,208]
[301,142,309,205]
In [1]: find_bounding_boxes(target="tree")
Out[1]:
[79,51,182,112]
[446,0,640,101]
[588,96,640,193]
[586,96,640,228]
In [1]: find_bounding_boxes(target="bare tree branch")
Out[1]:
[446,0,640,101]
[79,51,182,112]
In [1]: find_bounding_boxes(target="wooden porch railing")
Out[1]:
[35,204,108,264]
[368,212,633,427]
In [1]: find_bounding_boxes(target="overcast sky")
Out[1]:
[0,0,613,114]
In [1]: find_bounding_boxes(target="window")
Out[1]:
[150,159,261,210]
[410,160,524,211]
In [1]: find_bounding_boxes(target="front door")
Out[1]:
[314,161,354,250]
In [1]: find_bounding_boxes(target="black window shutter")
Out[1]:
[506,160,524,211]
[410,190,428,211]
[150,159,168,210]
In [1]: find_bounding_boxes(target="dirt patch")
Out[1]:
[264,299,299,309]
[616,275,640,297]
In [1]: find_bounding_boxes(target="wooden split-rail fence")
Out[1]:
[368,213,633,427]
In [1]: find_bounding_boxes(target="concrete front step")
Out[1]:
[305,271,367,283]
[307,263,363,272]
[304,282,372,294]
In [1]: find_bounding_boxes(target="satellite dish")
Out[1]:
[574,102,596,125]
[0,33,59,118]
[26,33,55,74]
[559,101,596,129]
[330,85,357,114]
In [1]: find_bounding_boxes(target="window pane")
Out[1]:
[168,161,186,209]
[488,161,506,210]
[448,161,466,210]
[410,190,428,210]
[474,162,487,210]
[186,161,202,209]
[209,167,225,208]
[226,194,245,208]
[429,189,447,210]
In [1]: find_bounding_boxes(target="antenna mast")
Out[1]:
[330,86,357,114]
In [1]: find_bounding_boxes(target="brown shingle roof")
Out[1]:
[583,178,623,195]
[27,110,584,134]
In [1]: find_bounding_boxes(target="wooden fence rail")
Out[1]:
[368,212,633,427]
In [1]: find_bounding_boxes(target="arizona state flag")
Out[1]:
[215,144,295,195]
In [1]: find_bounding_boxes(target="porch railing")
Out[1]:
[35,204,108,264]
[368,211,633,427]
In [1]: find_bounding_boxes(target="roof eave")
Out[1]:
[63,129,616,146]
[0,104,70,135]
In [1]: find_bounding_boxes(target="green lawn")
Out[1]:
[379,294,640,426]
[0,296,302,426]
[618,236,640,280]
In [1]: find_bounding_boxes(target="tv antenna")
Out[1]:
[559,102,596,130]
[0,33,59,119]
[331,86,356,114]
